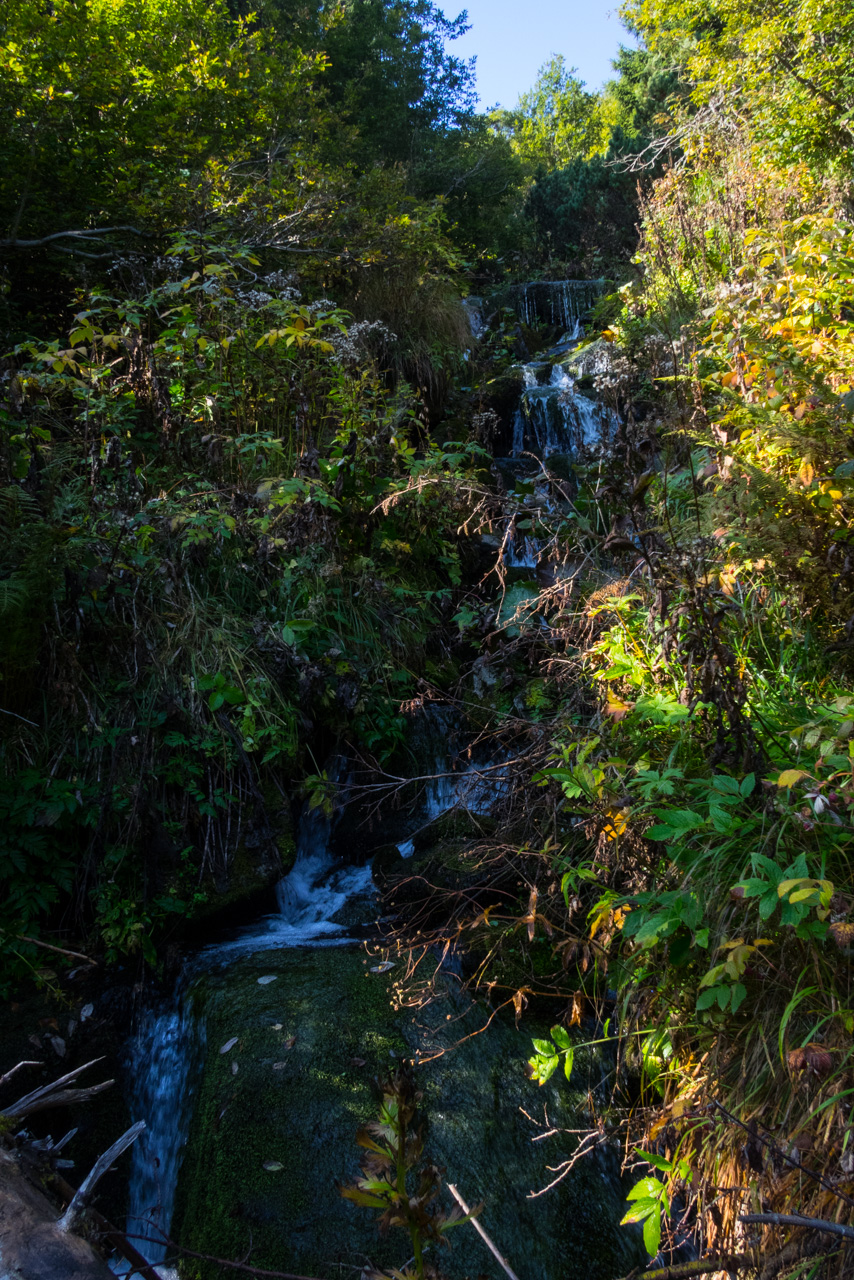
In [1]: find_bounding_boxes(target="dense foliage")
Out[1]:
[3,0,854,1277]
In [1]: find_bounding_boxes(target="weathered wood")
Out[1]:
[58,1121,146,1233]
[447,1182,521,1280]
[50,1170,163,1280]
[740,1211,854,1240]
[2,1058,111,1120]
[0,1147,115,1280]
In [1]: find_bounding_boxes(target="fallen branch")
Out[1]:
[2,1057,112,1120]
[740,1212,854,1241]
[14,933,98,965]
[447,1183,520,1280]
[58,1121,146,1232]
[0,1061,42,1090]
[618,1257,757,1280]
[51,1169,162,1280]
[127,1235,332,1280]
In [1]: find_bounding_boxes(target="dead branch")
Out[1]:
[14,933,98,964]
[58,1121,146,1232]
[0,226,146,249]
[2,1057,112,1120]
[447,1184,519,1280]
[740,1212,854,1241]
[51,1168,163,1280]
[0,1061,42,1090]
[617,1259,757,1280]
[128,1234,334,1279]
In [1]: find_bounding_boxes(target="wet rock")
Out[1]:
[173,948,644,1280]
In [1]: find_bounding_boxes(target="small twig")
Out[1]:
[740,1212,854,1241]
[0,1061,42,1090]
[711,1099,854,1209]
[447,1184,520,1280]
[0,705,39,726]
[58,1120,146,1232]
[125,1235,331,1280]
[14,933,98,965]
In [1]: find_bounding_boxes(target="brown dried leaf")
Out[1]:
[788,1044,834,1077]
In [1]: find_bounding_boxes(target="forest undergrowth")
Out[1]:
[2,1,854,1278]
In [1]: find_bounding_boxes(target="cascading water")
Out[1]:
[112,775,372,1274]
[115,1001,203,1274]
[511,361,619,460]
[499,279,602,332]
[112,736,504,1273]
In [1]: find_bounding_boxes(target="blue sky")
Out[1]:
[448,1,634,109]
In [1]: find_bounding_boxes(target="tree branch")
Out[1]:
[0,226,147,249]
[57,1121,146,1233]
[740,1212,854,1241]
[2,1058,111,1120]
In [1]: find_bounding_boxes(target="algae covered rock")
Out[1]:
[174,947,643,1280]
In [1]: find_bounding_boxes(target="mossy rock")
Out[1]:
[413,810,497,848]
[173,948,644,1280]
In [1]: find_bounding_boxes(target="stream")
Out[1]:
[110,288,644,1280]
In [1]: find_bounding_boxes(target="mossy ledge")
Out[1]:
[173,946,643,1280]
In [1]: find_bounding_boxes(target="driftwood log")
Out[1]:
[0,1060,146,1280]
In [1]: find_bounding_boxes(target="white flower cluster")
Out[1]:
[328,319,397,367]
[236,288,273,310]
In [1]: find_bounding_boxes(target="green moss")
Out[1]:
[173,948,406,1279]
[174,949,645,1280]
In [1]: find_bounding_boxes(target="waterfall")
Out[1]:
[114,1001,204,1274]
[112,727,508,1272]
[512,373,618,459]
[498,279,603,333]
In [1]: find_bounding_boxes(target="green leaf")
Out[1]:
[550,1025,572,1051]
[563,1046,574,1081]
[532,1038,555,1056]
[730,983,748,1013]
[621,1200,656,1225]
[643,1209,662,1256]
[626,1178,660,1201]
[640,1151,673,1173]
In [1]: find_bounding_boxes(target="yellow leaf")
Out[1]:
[776,769,808,788]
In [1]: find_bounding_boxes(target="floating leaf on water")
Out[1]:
[370,961,395,973]
[219,1037,238,1054]
[50,1036,66,1058]
[80,1003,94,1021]
[271,1023,283,1031]
[231,1061,239,1075]
[263,1160,284,1172]
[272,1062,288,1070]
[283,1036,296,1050]
[257,975,278,985]
[349,1057,366,1068]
